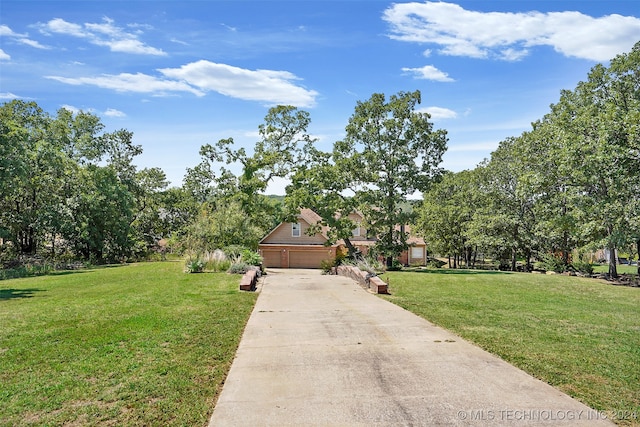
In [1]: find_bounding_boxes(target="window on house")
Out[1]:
[292,222,301,237]
[411,246,423,259]
[352,225,361,237]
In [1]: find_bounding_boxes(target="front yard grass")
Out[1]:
[0,261,257,426]
[382,269,640,425]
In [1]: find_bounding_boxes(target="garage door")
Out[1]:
[261,250,281,268]
[289,250,331,269]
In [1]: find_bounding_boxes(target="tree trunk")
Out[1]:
[608,245,618,278]
[342,237,358,260]
[511,247,517,272]
[472,245,478,268]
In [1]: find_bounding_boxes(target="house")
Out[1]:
[258,209,427,269]
[258,209,338,268]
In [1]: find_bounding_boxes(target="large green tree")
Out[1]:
[417,170,479,268]
[193,105,315,243]
[0,100,165,262]
[468,137,540,271]
[285,144,363,255]
[341,91,447,265]
[537,42,640,277]
[287,90,448,265]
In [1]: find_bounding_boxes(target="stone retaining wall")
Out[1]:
[335,265,388,294]
[239,269,258,291]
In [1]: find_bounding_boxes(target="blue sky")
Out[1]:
[2,1,639,194]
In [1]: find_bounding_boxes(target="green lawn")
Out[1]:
[0,262,257,426]
[593,264,639,275]
[382,270,640,425]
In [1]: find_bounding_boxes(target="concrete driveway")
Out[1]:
[209,269,613,426]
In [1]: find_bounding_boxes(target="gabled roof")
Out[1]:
[299,208,330,239]
[259,208,425,246]
[259,208,329,244]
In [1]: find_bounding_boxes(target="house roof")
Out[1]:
[260,208,425,246]
[259,208,329,244]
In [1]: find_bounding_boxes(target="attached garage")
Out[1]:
[258,209,337,269]
[259,245,336,269]
[289,249,332,269]
[261,250,282,268]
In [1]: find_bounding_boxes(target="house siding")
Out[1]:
[261,221,327,245]
[347,212,369,241]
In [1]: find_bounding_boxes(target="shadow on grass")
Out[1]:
[49,264,130,276]
[403,268,511,275]
[48,270,88,277]
[0,288,45,300]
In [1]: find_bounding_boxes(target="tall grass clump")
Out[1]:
[203,249,231,272]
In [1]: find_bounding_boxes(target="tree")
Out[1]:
[63,165,136,261]
[0,101,50,253]
[338,91,448,265]
[195,105,315,239]
[416,170,478,268]
[286,91,448,265]
[468,136,541,271]
[539,42,640,277]
[129,167,170,253]
[285,144,363,256]
[0,100,164,262]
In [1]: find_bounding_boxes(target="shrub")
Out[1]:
[320,258,335,274]
[334,247,347,266]
[0,257,56,280]
[184,258,204,273]
[572,261,594,275]
[241,249,262,266]
[386,258,403,271]
[223,245,248,259]
[536,253,567,273]
[227,262,251,275]
[203,250,231,272]
[427,257,446,268]
[342,257,384,275]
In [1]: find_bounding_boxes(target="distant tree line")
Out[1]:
[0,101,172,263]
[416,41,640,277]
[2,42,637,278]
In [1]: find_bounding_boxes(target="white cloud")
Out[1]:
[60,105,126,118]
[41,18,85,37]
[104,108,126,118]
[0,25,19,37]
[38,17,166,56]
[383,1,640,61]
[0,49,10,61]
[170,38,189,46]
[60,104,81,114]
[0,24,49,50]
[159,60,319,107]
[417,106,458,120]
[0,92,20,99]
[402,65,454,82]
[46,60,319,106]
[45,73,205,97]
[18,38,49,49]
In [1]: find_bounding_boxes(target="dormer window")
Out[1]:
[352,225,361,237]
[292,222,301,237]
